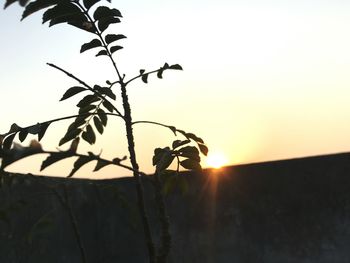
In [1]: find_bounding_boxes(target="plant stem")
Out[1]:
[120,83,156,262]
[154,172,171,263]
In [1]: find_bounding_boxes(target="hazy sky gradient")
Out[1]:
[1,0,350,178]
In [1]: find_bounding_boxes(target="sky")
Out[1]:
[1,0,350,178]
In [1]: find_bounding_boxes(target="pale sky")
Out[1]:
[1,0,350,178]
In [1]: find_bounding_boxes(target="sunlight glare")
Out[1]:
[206,151,228,169]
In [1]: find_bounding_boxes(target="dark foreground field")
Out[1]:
[1,152,350,262]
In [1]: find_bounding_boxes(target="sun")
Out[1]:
[205,151,228,169]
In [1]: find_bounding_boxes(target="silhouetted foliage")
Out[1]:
[2,0,208,262]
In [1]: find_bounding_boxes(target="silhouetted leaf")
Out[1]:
[67,156,91,177]
[83,0,99,10]
[110,45,123,54]
[82,125,95,144]
[169,64,183,70]
[179,146,200,161]
[9,123,21,133]
[69,137,79,153]
[97,109,107,126]
[18,130,28,142]
[69,19,96,33]
[139,69,145,75]
[21,0,58,20]
[80,39,102,53]
[157,69,164,79]
[38,122,50,141]
[153,147,174,172]
[141,74,148,84]
[198,143,208,156]
[3,134,16,150]
[180,159,201,170]
[168,126,177,136]
[42,2,81,24]
[93,6,122,20]
[105,34,126,45]
[41,152,71,171]
[96,50,108,57]
[102,100,114,112]
[94,160,110,172]
[94,85,116,100]
[185,133,204,143]
[93,116,104,134]
[60,86,86,101]
[59,128,82,146]
[67,118,86,133]
[98,17,120,32]
[172,139,190,149]
[79,105,95,114]
[77,94,100,108]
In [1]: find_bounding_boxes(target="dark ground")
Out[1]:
[1,152,350,262]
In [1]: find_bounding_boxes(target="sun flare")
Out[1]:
[206,152,228,169]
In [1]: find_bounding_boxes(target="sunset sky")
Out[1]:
[1,0,350,178]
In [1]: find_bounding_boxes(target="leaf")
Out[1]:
[27,124,41,135]
[93,6,122,20]
[141,74,149,84]
[94,85,116,100]
[97,109,107,126]
[180,159,201,170]
[172,139,190,149]
[139,69,145,75]
[98,17,120,32]
[38,122,50,141]
[59,128,82,146]
[21,0,58,20]
[18,130,28,142]
[105,34,126,45]
[77,94,100,108]
[93,160,110,172]
[60,86,86,101]
[80,39,102,53]
[69,19,96,33]
[153,148,174,172]
[82,0,99,10]
[79,104,95,114]
[93,116,104,134]
[185,132,204,143]
[69,137,79,153]
[110,45,123,54]
[42,2,81,24]
[82,125,96,145]
[9,123,21,133]
[2,133,16,150]
[96,50,108,57]
[157,69,164,79]
[169,64,183,70]
[198,143,208,156]
[102,100,114,112]
[168,126,177,136]
[41,152,71,171]
[179,146,200,162]
[67,156,92,177]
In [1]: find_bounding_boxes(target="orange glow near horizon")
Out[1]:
[205,151,229,169]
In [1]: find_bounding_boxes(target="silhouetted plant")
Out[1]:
[1,0,208,262]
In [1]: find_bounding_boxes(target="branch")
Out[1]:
[125,69,160,86]
[47,63,123,117]
[1,112,123,138]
